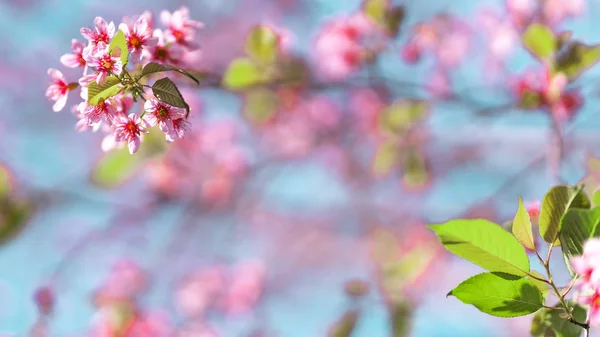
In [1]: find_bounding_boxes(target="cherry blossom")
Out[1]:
[160,6,204,48]
[113,113,150,154]
[45,68,71,112]
[84,42,123,85]
[144,99,186,139]
[60,39,87,69]
[119,17,158,60]
[81,17,116,56]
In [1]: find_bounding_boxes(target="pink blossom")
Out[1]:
[85,42,123,84]
[122,10,155,31]
[143,29,184,64]
[160,6,204,48]
[572,239,600,288]
[524,200,541,221]
[60,39,87,69]
[144,99,186,139]
[543,0,585,26]
[46,68,70,112]
[175,267,225,317]
[119,17,158,60]
[33,286,54,315]
[220,260,265,315]
[506,0,536,27]
[168,117,191,142]
[113,113,150,154]
[94,260,147,304]
[577,290,600,326]
[79,99,118,126]
[81,17,116,55]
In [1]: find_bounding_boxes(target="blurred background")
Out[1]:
[2,0,600,336]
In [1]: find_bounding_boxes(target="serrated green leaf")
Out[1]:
[522,23,556,63]
[243,87,279,124]
[531,302,587,337]
[379,100,428,136]
[245,25,279,64]
[152,77,190,114]
[88,76,123,106]
[539,185,590,245]
[140,62,200,85]
[555,42,600,81]
[222,57,264,90]
[513,197,536,250]
[429,219,530,276]
[328,310,359,337]
[449,272,543,317]
[558,207,600,276]
[109,30,129,65]
[372,141,399,176]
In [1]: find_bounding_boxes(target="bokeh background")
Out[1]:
[2,0,600,336]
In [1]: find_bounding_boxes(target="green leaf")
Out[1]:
[402,149,428,189]
[0,198,34,246]
[390,301,412,337]
[0,166,13,197]
[531,302,587,337]
[109,30,129,66]
[592,189,600,207]
[555,42,600,81]
[245,25,279,64]
[383,6,405,37]
[448,272,543,317]
[88,76,123,106]
[378,100,428,136]
[140,62,200,85]
[539,185,590,245]
[243,87,279,124]
[328,310,359,337]
[429,219,530,276]
[372,141,399,176]
[222,57,264,90]
[363,0,387,24]
[558,207,600,273]
[522,23,557,63]
[527,271,549,296]
[152,77,190,114]
[513,197,536,250]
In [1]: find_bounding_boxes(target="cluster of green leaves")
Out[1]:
[519,23,600,109]
[362,0,405,37]
[0,166,35,246]
[430,185,599,337]
[87,30,199,117]
[222,25,307,124]
[372,100,429,188]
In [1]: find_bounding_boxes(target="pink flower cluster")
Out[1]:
[175,259,266,317]
[506,0,584,28]
[571,239,600,326]
[314,13,383,80]
[45,7,203,154]
[513,68,583,123]
[400,15,470,97]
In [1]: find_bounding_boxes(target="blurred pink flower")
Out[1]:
[506,0,536,27]
[543,0,585,26]
[33,286,54,315]
[80,98,118,126]
[143,29,185,64]
[113,113,150,154]
[219,260,266,316]
[524,200,541,221]
[46,68,70,112]
[175,267,226,317]
[160,6,204,48]
[94,260,147,304]
[572,239,600,326]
